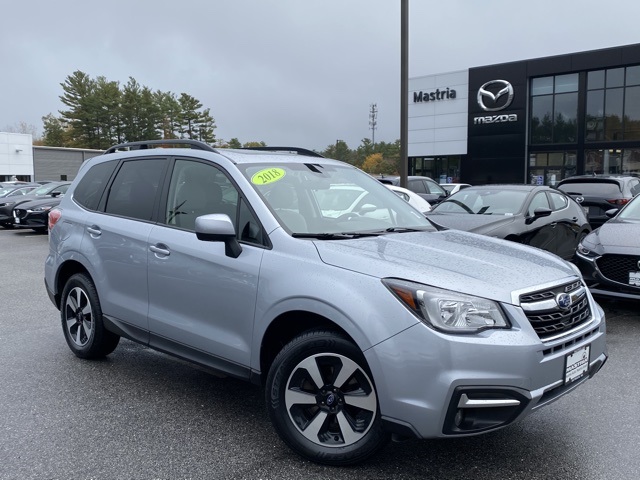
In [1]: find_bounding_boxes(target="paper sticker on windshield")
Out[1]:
[251,168,286,185]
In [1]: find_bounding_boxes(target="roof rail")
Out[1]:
[104,139,218,154]
[239,146,324,158]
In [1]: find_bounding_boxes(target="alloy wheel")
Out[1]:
[284,353,377,447]
[64,286,93,347]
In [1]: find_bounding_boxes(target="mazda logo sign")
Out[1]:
[576,196,585,204]
[477,80,514,112]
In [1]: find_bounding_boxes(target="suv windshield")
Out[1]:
[619,198,640,221]
[240,163,433,235]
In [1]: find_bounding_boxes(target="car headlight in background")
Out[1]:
[30,205,53,212]
[383,278,510,333]
[576,234,603,259]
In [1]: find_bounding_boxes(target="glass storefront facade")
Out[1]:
[528,64,640,185]
[410,156,461,184]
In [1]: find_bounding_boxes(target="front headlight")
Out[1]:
[576,234,602,259]
[383,278,510,334]
[31,205,53,212]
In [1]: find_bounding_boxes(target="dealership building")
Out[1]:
[409,42,640,186]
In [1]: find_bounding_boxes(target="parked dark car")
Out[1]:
[0,181,70,228]
[375,175,448,204]
[13,195,65,232]
[575,193,640,300]
[557,174,640,228]
[426,185,591,261]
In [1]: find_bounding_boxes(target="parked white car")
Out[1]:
[386,184,431,214]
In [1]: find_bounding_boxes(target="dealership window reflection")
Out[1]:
[528,151,577,186]
[586,65,640,142]
[530,74,578,144]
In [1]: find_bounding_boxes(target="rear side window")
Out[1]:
[528,192,551,216]
[74,161,118,210]
[408,179,427,194]
[426,180,447,195]
[105,158,167,221]
[548,191,569,210]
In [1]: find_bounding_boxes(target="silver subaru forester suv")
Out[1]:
[45,140,607,465]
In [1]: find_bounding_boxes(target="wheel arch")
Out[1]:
[52,259,92,310]
[258,311,355,386]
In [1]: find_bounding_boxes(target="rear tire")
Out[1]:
[60,273,120,359]
[266,329,389,465]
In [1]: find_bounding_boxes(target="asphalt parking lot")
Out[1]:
[1,227,639,480]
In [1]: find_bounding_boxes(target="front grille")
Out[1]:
[596,254,640,286]
[519,281,592,341]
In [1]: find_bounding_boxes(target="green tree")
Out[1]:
[155,91,181,139]
[243,141,267,148]
[225,138,242,148]
[196,107,216,144]
[139,86,162,141]
[321,140,354,164]
[59,70,98,148]
[178,93,203,139]
[41,114,68,146]
[94,76,122,148]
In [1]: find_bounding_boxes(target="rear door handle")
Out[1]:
[86,225,101,237]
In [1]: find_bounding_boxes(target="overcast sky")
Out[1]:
[2,0,640,150]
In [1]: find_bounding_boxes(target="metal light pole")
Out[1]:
[400,0,409,188]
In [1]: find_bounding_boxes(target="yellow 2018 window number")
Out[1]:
[251,168,286,185]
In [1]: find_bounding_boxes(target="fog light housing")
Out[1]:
[444,387,530,435]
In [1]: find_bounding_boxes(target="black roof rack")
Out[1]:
[104,139,218,154]
[239,146,324,158]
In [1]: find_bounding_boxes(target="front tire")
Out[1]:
[266,329,389,465]
[60,273,120,359]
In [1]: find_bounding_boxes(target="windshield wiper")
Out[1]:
[384,227,429,233]
[292,232,382,239]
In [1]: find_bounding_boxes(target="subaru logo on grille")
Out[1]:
[556,293,572,310]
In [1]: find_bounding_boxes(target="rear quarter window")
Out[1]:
[73,161,118,211]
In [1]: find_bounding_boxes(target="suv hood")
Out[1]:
[313,230,575,305]
[592,221,640,248]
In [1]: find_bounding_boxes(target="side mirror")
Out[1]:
[195,214,242,258]
[526,207,552,224]
[605,208,618,218]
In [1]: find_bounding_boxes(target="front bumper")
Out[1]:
[365,302,607,439]
[13,211,48,229]
[576,253,640,300]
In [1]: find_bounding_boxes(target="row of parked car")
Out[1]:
[0,181,71,232]
[3,170,638,301]
[380,173,639,301]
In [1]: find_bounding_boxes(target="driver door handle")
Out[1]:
[150,244,170,257]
